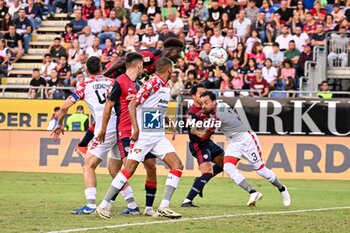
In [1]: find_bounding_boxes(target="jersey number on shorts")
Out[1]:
[251,152,258,162]
[95,90,107,104]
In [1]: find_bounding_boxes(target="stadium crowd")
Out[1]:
[0,0,349,98]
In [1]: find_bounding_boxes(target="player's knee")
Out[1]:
[256,167,276,182]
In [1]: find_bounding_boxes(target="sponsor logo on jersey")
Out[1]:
[93,83,110,90]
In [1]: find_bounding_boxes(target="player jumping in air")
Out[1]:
[96,52,158,216]
[96,57,183,219]
[51,57,139,214]
[199,91,291,207]
[181,84,224,208]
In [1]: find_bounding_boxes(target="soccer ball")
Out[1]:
[209,47,228,66]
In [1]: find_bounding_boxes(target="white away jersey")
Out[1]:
[71,75,117,134]
[216,102,248,140]
[133,73,170,136]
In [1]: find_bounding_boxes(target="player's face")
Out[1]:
[201,96,216,114]
[193,87,206,105]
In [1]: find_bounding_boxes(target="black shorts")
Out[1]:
[189,140,224,165]
[118,137,157,160]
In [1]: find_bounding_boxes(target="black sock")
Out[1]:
[145,184,157,207]
[213,164,223,176]
[186,173,213,201]
[111,193,118,202]
[78,130,94,147]
[278,186,286,192]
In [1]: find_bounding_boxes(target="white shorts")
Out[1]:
[128,135,176,162]
[88,132,121,161]
[225,131,265,170]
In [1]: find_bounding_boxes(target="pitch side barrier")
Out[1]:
[177,92,350,136]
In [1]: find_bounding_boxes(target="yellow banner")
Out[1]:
[0,131,349,180]
[0,99,177,130]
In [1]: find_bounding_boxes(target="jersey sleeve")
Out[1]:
[107,79,121,102]
[71,82,86,102]
[133,77,161,105]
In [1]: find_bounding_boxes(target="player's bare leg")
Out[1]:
[223,156,263,207]
[182,155,224,207]
[96,159,140,219]
[156,152,183,219]
[143,158,158,216]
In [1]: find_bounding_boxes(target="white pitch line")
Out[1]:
[47,206,350,233]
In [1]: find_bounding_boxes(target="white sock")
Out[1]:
[182,198,191,204]
[85,187,97,208]
[120,186,134,200]
[99,200,109,209]
[145,206,153,210]
[160,200,170,208]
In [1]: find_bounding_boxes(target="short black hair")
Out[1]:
[187,69,196,77]
[200,91,217,101]
[54,37,61,41]
[86,56,101,75]
[321,81,328,85]
[54,106,60,112]
[190,83,206,95]
[44,53,52,57]
[33,68,40,72]
[76,105,84,111]
[59,54,67,59]
[155,56,173,73]
[125,52,143,68]
[272,42,279,47]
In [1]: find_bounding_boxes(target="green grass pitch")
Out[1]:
[0,172,349,233]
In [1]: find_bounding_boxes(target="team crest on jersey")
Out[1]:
[133,148,142,154]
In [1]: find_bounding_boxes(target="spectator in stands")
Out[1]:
[136,12,151,41]
[325,14,337,31]
[275,0,293,24]
[123,26,139,51]
[66,105,89,131]
[233,10,251,41]
[153,13,164,33]
[317,81,333,99]
[51,0,74,16]
[297,43,313,76]
[284,40,300,65]
[140,25,158,51]
[178,0,194,29]
[168,70,184,100]
[165,11,184,36]
[303,12,317,36]
[29,68,46,99]
[81,0,96,20]
[55,54,71,86]
[45,69,59,99]
[249,42,266,68]
[47,37,67,63]
[246,29,261,54]
[310,0,326,22]
[208,0,223,25]
[193,0,209,23]
[4,24,24,63]
[100,38,115,66]
[78,26,94,50]
[210,28,224,48]
[75,70,86,86]
[245,0,259,23]
[267,42,284,68]
[85,37,102,57]
[275,25,293,51]
[295,1,307,23]
[259,0,275,22]
[100,0,110,18]
[70,9,87,35]
[112,0,126,21]
[72,52,88,77]
[61,23,78,51]
[68,39,83,66]
[0,39,10,78]
[183,69,198,90]
[161,0,176,20]
[311,23,326,46]
[8,0,22,20]
[147,0,161,21]
[40,53,57,80]
[280,58,296,83]
[0,0,9,28]
[331,3,344,24]
[288,11,304,35]
[232,42,248,68]
[199,42,212,69]
[37,0,52,20]
[130,4,141,26]
[25,0,42,30]
[158,24,176,42]
[185,42,198,64]
[250,68,269,97]
[12,8,32,54]
[225,0,240,22]
[262,58,278,89]
[229,69,244,91]
[99,10,121,43]
[0,11,11,33]
[327,27,349,67]
[88,9,104,37]
[244,58,258,87]
[192,27,206,50]
[291,25,309,52]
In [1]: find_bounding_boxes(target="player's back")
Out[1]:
[216,102,248,140]
[78,75,117,134]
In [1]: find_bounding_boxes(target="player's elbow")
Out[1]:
[128,100,137,111]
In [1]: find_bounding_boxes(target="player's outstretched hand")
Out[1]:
[130,129,139,142]
[96,130,106,143]
[51,125,64,141]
